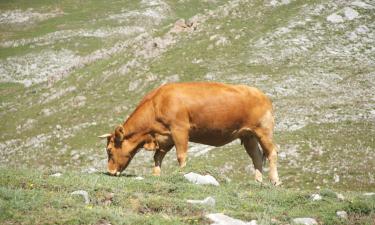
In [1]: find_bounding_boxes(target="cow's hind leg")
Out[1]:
[254,127,281,186]
[153,145,173,176]
[243,136,263,183]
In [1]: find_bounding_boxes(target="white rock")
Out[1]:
[344,7,359,20]
[292,218,318,225]
[71,190,90,204]
[311,194,322,201]
[187,196,215,207]
[50,172,62,177]
[134,176,144,180]
[363,192,375,196]
[81,167,98,174]
[327,13,344,23]
[24,80,32,87]
[336,211,348,219]
[184,172,219,186]
[334,174,340,183]
[336,193,345,200]
[206,213,257,225]
[356,25,369,34]
[279,151,287,159]
[351,1,374,9]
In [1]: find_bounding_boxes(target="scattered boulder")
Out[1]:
[292,218,318,225]
[81,167,98,174]
[310,193,322,201]
[50,172,62,177]
[184,172,219,186]
[336,211,348,219]
[344,7,359,20]
[102,192,114,206]
[333,174,340,183]
[363,192,375,196]
[327,13,344,23]
[336,193,345,200]
[72,95,86,107]
[187,196,215,207]
[170,18,198,33]
[351,1,374,9]
[71,190,90,204]
[206,213,257,225]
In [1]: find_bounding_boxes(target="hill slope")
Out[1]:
[0,0,374,224]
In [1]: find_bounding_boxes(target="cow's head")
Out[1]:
[99,125,138,176]
[99,125,159,176]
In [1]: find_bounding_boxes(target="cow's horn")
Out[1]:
[98,133,111,138]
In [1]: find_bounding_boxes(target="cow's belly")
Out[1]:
[189,128,237,147]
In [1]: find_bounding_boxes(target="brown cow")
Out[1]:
[99,82,280,185]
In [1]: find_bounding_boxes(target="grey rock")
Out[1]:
[187,196,215,207]
[71,190,90,204]
[336,211,348,219]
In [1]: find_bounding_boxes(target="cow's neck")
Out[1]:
[122,100,154,138]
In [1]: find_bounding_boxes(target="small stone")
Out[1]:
[336,193,345,200]
[50,172,62,177]
[103,192,114,206]
[71,190,90,204]
[56,124,62,130]
[334,174,340,183]
[134,176,144,180]
[327,13,344,23]
[184,172,219,186]
[82,167,98,174]
[292,218,318,225]
[279,152,287,159]
[363,192,375,196]
[41,108,52,116]
[187,196,215,207]
[336,211,348,219]
[24,80,32,87]
[206,213,257,225]
[311,193,322,201]
[344,7,359,20]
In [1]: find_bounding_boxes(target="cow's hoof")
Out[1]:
[152,167,161,176]
[272,180,282,186]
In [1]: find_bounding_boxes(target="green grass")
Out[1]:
[1,168,374,225]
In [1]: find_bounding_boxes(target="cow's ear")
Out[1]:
[143,137,159,151]
[114,125,125,142]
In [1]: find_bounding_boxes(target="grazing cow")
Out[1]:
[99,82,280,185]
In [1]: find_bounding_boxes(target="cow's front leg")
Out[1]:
[171,128,189,168]
[153,150,167,176]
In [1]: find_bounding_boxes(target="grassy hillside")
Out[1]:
[1,168,374,225]
[0,0,374,224]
